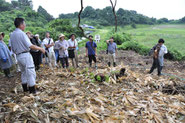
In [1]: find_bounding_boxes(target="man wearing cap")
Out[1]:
[43,32,56,69]
[0,32,14,78]
[10,18,45,94]
[57,34,69,68]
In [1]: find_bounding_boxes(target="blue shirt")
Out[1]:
[108,42,117,54]
[85,41,97,55]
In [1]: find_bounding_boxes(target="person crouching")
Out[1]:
[0,32,14,78]
[57,34,69,68]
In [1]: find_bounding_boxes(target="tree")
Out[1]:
[110,0,118,32]
[37,6,54,22]
[78,0,86,37]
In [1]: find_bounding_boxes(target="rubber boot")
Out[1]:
[3,69,8,77]
[22,84,29,92]
[113,62,116,67]
[108,62,111,67]
[29,86,36,94]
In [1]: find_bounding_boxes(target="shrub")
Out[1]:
[118,41,150,55]
[112,32,132,45]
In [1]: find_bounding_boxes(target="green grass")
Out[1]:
[78,24,185,60]
[124,24,185,55]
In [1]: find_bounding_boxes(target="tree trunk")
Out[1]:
[78,0,86,37]
[110,0,118,32]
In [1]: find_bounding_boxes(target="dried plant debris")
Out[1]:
[0,57,185,122]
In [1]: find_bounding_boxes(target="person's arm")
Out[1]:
[30,45,45,53]
[0,47,7,62]
[86,48,88,57]
[94,48,97,56]
[106,40,109,44]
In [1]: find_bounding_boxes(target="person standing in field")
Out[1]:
[68,34,79,68]
[149,39,168,76]
[10,18,45,93]
[106,37,117,67]
[0,32,14,78]
[54,40,60,64]
[86,35,97,68]
[57,34,69,68]
[43,32,57,69]
[9,33,21,72]
[26,32,42,71]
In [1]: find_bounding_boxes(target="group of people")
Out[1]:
[0,17,168,94]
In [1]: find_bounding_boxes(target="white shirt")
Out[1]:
[68,39,78,50]
[159,44,168,57]
[43,38,54,52]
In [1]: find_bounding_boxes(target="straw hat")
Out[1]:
[59,33,65,38]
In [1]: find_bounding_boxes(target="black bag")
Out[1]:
[68,49,75,58]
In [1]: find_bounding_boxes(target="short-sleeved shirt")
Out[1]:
[10,28,32,55]
[68,39,78,50]
[43,38,54,52]
[85,41,97,55]
[108,42,117,54]
[57,40,69,58]
[54,40,60,50]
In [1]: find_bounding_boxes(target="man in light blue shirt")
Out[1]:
[149,39,167,76]
[10,18,45,94]
[106,37,117,67]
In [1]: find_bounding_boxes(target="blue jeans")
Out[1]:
[54,49,59,63]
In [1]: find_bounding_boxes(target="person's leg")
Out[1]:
[71,58,75,67]
[52,52,57,67]
[17,57,29,92]
[75,50,79,67]
[66,57,69,68]
[26,54,36,94]
[60,58,65,68]
[108,54,111,67]
[113,53,116,67]
[88,55,93,67]
[92,55,97,67]
[149,58,157,74]
[3,69,9,77]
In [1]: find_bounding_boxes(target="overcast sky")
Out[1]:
[6,0,185,19]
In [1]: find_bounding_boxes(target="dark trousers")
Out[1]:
[3,68,10,77]
[150,58,163,75]
[30,51,41,70]
[88,55,96,66]
[60,57,69,68]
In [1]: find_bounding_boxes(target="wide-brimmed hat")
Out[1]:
[59,34,65,38]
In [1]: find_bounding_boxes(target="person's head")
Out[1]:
[35,34,39,40]
[158,39,165,46]
[46,32,50,38]
[0,32,5,40]
[110,37,114,43]
[59,34,65,41]
[14,18,26,31]
[70,34,76,41]
[26,31,32,39]
[89,35,93,41]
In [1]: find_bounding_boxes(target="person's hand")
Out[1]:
[95,54,97,56]
[86,54,88,57]
[2,58,7,62]
[40,48,45,54]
